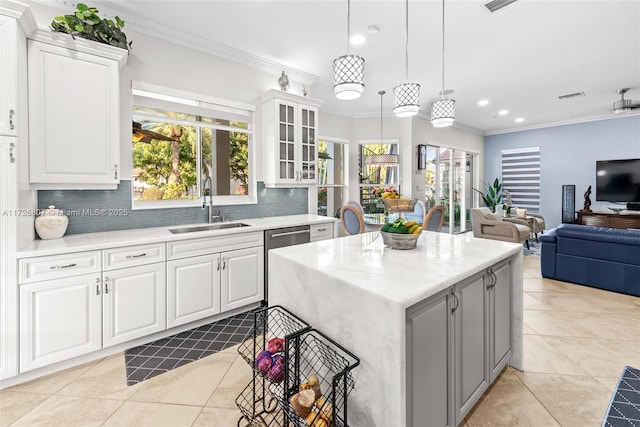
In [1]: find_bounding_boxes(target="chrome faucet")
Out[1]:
[202,176,224,223]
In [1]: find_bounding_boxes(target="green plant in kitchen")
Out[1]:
[473,178,503,213]
[50,3,132,50]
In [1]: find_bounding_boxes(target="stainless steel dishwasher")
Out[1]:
[264,225,311,303]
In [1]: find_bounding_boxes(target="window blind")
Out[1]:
[501,147,540,212]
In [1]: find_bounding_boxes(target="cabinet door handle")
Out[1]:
[9,109,15,130]
[9,143,15,163]
[96,278,101,295]
[104,277,109,293]
[217,259,220,271]
[50,263,76,270]
[222,259,226,270]
[451,290,459,313]
[125,253,147,259]
[317,227,326,232]
[114,164,118,180]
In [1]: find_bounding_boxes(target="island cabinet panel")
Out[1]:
[454,273,489,422]
[407,288,454,427]
[407,261,512,427]
[489,261,512,382]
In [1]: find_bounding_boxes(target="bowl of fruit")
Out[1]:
[380,218,422,250]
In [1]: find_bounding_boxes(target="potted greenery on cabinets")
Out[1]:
[50,3,132,50]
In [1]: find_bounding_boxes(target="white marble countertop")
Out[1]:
[271,230,522,308]
[18,214,337,258]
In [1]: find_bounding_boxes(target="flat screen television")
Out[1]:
[595,159,640,202]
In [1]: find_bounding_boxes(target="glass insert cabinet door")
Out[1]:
[299,107,316,181]
[278,102,296,181]
[275,101,318,184]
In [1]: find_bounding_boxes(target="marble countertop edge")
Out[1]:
[18,214,337,258]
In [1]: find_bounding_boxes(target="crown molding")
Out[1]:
[484,110,640,136]
[32,0,320,86]
[29,28,128,68]
[0,0,37,35]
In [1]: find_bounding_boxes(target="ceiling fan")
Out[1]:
[612,88,640,113]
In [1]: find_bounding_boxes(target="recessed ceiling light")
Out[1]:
[350,34,366,45]
[515,117,524,123]
[478,100,489,106]
[498,110,509,116]
[367,25,380,34]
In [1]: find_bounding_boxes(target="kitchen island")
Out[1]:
[268,231,523,427]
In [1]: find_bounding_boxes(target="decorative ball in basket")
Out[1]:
[380,218,422,250]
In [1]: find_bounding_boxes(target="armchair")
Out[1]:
[470,207,531,248]
[527,213,546,241]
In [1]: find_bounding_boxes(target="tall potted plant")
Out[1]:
[474,178,503,213]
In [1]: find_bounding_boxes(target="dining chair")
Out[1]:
[340,205,365,235]
[424,205,445,232]
[405,200,426,224]
[345,200,364,215]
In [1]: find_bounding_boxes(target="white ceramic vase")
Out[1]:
[35,205,69,239]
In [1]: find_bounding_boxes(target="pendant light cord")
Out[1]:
[441,0,446,100]
[404,0,409,82]
[346,0,351,54]
[379,90,385,141]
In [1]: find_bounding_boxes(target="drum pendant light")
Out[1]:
[431,0,456,127]
[393,0,420,117]
[333,0,365,100]
[366,91,399,166]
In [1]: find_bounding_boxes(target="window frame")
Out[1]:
[316,136,349,216]
[131,81,257,210]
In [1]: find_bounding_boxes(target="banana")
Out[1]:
[404,221,417,228]
[412,226,423,235]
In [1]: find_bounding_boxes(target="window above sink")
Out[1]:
[131,81,257,210]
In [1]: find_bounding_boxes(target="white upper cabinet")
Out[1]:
[27,30,127,189]
[262,90,322,187]
[0,2,36,137]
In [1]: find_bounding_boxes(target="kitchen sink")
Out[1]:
[169,223,251,234]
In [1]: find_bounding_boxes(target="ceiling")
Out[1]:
[41,0,640,134]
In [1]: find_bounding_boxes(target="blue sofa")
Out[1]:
[540,224,640,297]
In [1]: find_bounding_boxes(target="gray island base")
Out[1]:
[269,231,523,427]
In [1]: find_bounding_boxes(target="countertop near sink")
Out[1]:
[18,214,337,258]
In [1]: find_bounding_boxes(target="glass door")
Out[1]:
[424,145,477,233]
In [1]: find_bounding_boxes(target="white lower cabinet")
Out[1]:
[221,246,263,312]
[167,245,264,328]
[407,261,511,427]
[20,273,102,372]
[167,254,220,329]
[103,263,166,347]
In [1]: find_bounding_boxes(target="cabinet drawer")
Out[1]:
[103,243,165,271]
[19,251,101,284]
[310,223,333,241]
[167,231,264,260]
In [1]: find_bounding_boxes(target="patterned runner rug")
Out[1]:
[124,310,257,385]
[602,366,640,427]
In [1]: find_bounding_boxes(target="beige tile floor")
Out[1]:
[1,256,639,427]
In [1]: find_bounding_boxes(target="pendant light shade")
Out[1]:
[431,0,455,127]
[393,0,420,117]
[365,90,399,166]
[333,55,365,100]
[431,98,456,127]
[333,0,365,100]
[393,83,420,117]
